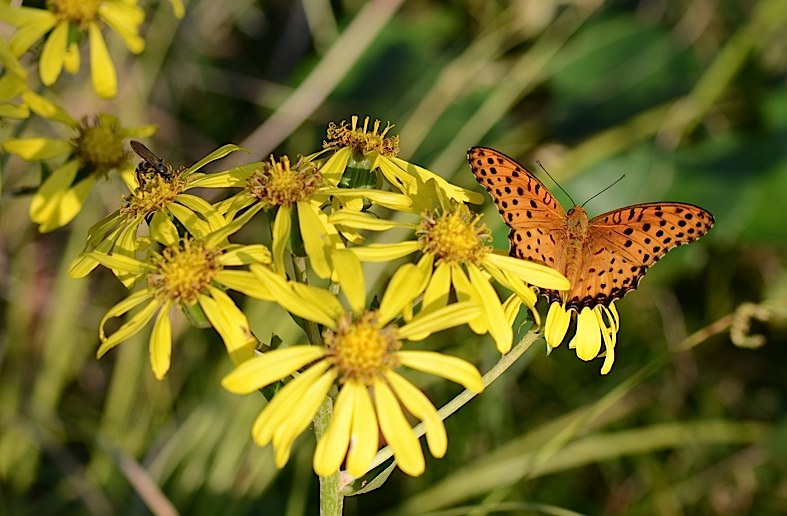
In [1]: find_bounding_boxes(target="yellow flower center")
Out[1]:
[121,171,188,217]
[417,206,491,265]
[323,115,399,157]
[247,155,323,207]
[48,0,100,25]
[72,115,128,175]
[323,311,401,384]
[147,240,222,305]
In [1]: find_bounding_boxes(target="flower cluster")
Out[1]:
[51,115,572,481]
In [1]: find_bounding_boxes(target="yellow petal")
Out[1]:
[331,249,365,314]
[30,159,79,224]
[421,262,450,314]
[249,360,331,445]
[98,296,160,357]
[397,350,484,393]
[318,147,351,186]
[166,202,212,238]
[313,384,355,477]
[251,265,340,328]
[271,206,291,274]
[373,378,424,477]
[377,264,428,326]
[350,241,421,262]
[345,383,379,478]
[8,14,57,56]
[149,210,179,246]
[222,346,327,393]
[545,302,571,349]
[88,23,117,98]
[570,307,602,361]
[467,264,512,353]
[178,193,230,236]
[484,252,570,291]
[398,302,480,342]
[200,287,255,364]
[219,244,271,266]
[448,265,486,335]
[21,91,76,125]
[297,201,333,279]
[385,371,446,458]
[98,2,145,53]
[39,21,68,85]
[327,210,415,231]
[184,143,245,176]
[63,41,80,74]
[272,369,336,468]
[5,137,71,160]
[149,302,174,380]
[215,270,273,300]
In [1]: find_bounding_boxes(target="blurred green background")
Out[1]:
[2,0,787,514]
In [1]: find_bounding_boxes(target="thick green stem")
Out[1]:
[291,254,343,514]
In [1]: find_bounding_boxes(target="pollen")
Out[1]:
[147,239,222,305]
[247,155,323,208]
[72,115,128,175]
[323,311,401,385]
[417,206,491,265]
[48,0,101,26]
[323,115,399,157]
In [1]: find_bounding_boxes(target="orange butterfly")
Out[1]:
[468,147,714,311]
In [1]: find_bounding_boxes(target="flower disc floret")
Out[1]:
[324,311,401,385]
[49,0,100,26]
[417,207,491,265]
[247,155,323,208]
[324,115,399,156]
[72,116,128,175]
[147,240,222,304]
[121,172,187,216]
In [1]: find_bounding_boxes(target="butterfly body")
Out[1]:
[468,146,714,311]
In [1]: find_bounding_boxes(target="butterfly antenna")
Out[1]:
[581,174,626,208]
[536,160,576,205]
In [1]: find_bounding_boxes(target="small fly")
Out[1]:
[130,140,172,184]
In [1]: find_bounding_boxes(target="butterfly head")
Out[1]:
[566,205,589,234]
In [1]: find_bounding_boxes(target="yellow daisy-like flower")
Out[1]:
[545,301,620,375]
[320,115,485,210]
[222,263,484,478]
[68,142,254,287]
[0,0,145,98]
[215,154,413,302]
[86,217,273,380]
[349,203,570,353]
[3,111,156,232]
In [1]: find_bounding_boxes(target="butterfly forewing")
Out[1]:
[468,147,715,311]
[468,147,566,225]
[468,146,571,272]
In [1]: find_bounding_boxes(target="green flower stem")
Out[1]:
[291,254,343,514]
[366,330,541,472]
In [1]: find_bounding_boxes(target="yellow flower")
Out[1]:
[3,111,156,232]
[216,154,413,302]
[349,203,570,353]
[222,264,484,478]
[0,0,145,98]
[87,218,274,380]
[545,301,620,375]
[320,115,485,210]
[68,142,252,287]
